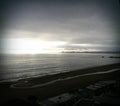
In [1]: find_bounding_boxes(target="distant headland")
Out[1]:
[61,51,120,54]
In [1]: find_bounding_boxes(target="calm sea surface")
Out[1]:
[0,53,120,82]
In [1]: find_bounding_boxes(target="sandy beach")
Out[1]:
[0,63,120,103]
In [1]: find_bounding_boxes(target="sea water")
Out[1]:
[0,53,120,81]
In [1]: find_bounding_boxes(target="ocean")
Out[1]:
[0,53,120,82]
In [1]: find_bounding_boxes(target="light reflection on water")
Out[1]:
[0,53,120,81]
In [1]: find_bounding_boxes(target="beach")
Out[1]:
[0,63,120,103]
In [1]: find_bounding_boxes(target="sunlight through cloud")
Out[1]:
[5,39,66,54]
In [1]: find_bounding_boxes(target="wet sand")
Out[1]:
[0,63,120,103]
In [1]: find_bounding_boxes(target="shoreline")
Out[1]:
[0,63,120,102]
[11,68,120,89]
[11,63,120,85]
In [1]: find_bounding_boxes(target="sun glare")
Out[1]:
[6,39,66,54]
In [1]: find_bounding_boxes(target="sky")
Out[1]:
[0,0,120,54]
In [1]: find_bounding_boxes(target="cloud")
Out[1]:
[1,0,120,52]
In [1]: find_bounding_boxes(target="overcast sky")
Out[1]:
[0,0,120,53]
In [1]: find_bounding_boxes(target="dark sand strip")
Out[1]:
[11,63,120,85]
[11,68,120,88]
